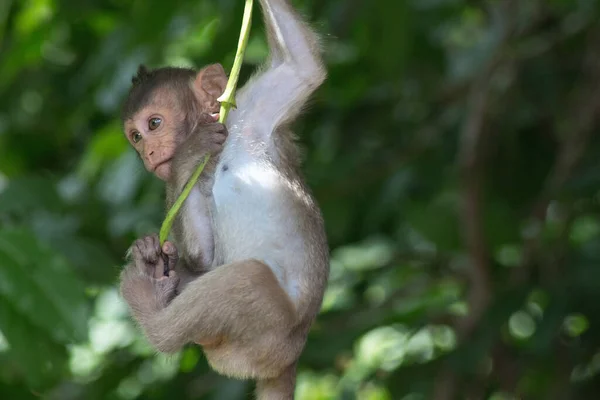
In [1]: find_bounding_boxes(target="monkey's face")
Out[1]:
[123,94,186,181]
[122,64,228,181]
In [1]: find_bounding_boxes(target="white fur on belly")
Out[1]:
[212,159,303,303]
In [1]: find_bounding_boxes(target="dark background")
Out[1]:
[1,0,600,399]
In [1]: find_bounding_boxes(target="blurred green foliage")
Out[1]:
[1,0,600,398]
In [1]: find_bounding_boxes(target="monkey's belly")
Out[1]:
[211,160,304,301]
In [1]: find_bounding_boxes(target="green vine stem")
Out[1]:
[159,0,254,246]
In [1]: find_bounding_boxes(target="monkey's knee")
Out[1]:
[238,259,297,323]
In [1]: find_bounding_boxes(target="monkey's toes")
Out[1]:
[154,271,180,305]
[135,235,162,263]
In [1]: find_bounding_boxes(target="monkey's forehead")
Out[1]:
[148,87,181,106]
[137,87,181,110]
[122,86,182,123]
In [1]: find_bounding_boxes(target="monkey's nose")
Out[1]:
[145,149,155,161]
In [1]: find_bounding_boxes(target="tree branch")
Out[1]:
[432,1,521,396]
[432,58,499,400]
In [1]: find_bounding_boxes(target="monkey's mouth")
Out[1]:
[153,158,173,180]
[153,158,173,171]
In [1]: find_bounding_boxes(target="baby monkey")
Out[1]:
[119,0,329,398]
[121,64,228,279]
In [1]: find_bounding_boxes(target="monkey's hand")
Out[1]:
[171,122,228,194]
[120,235,180,316]
[194,122,228,157]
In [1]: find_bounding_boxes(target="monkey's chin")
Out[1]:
[155,162,172,181]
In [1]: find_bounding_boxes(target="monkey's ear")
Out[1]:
[193,64,228,105]
[132,64,150,85]
[137,64,149,75]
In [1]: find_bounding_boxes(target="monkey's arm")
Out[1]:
[167,123,227,270]
[236,0,326,136]
[170,122,227,194]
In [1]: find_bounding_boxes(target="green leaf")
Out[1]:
[0,228,90,344]
[0,176,63,214]
[0,299,67,389]
[44,235,119,284]
[406,192,462,251]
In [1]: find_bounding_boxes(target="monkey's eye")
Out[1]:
[132,131,142,143]
[148,117,162,130]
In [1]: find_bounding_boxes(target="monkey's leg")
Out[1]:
[145,259,302,375]
[255,363,297,400]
